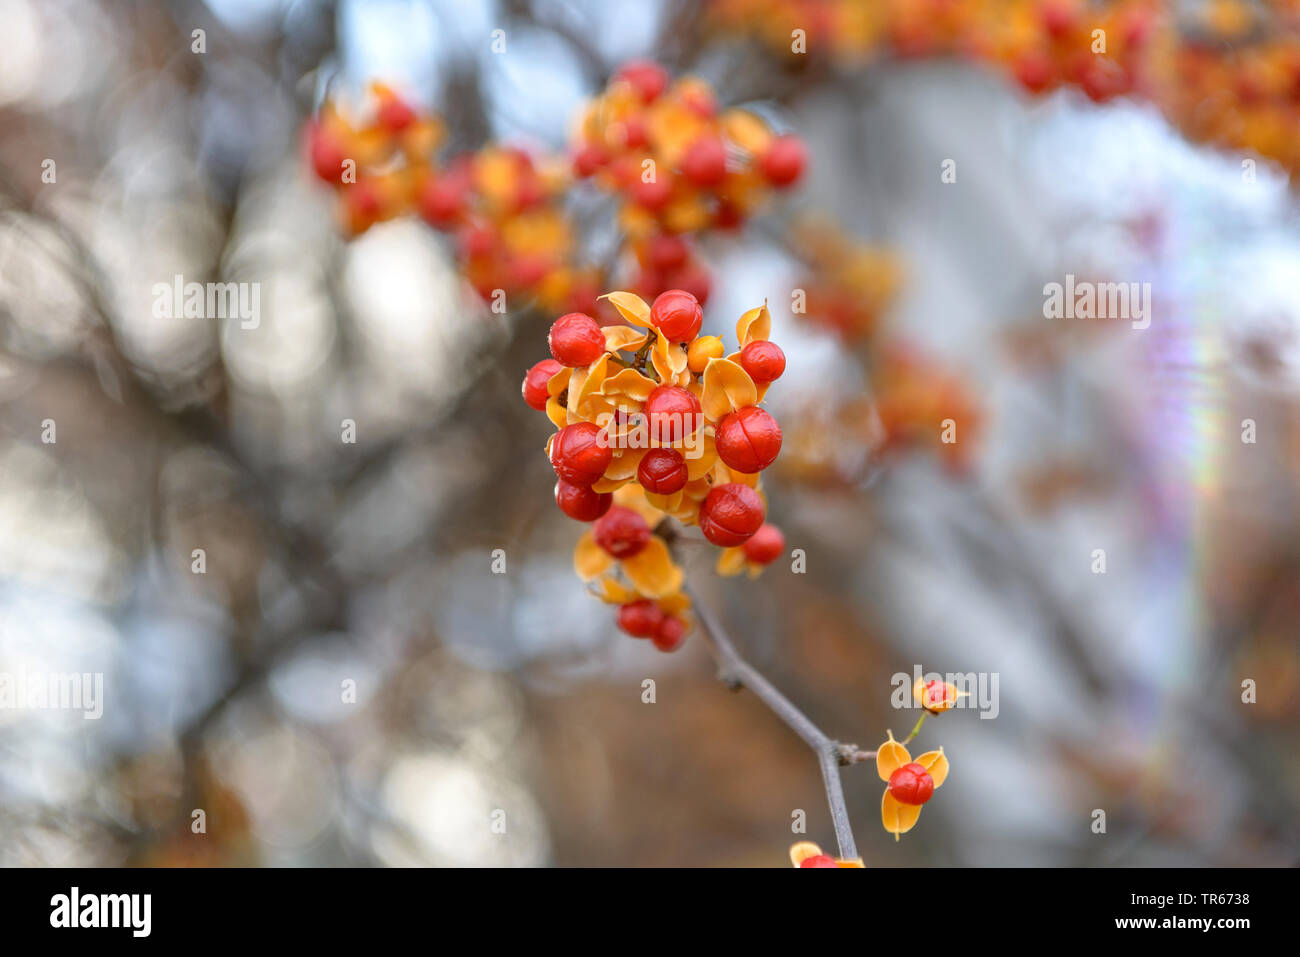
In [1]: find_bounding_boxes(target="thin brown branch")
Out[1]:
[681,580,860,861]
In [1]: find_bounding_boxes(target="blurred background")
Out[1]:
[1,0,1298,867]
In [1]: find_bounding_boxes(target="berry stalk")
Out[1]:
[681,578,860,861]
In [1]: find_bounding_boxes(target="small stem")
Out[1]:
[837,744,877,765]
[632,338,655,377]
[901,711,928,746]
[684,581,859,860]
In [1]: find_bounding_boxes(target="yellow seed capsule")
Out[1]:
[687,335,724,373]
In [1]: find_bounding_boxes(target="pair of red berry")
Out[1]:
[616,599,686,652]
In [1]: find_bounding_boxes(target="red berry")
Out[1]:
[1121,9,1154,48]
[592,506,652,559]
[652,615,687,652]
[522,358,562,410]
[615,60,669,103]
[1014,51,1054,94]
[742,523,785,565]
[617,599,663,638]
[799,855,838,868]
[919,679,956,712]
[887,763,934,806]
[680,134,727,187]
[555,479,612,522]
[633,266,665,299]
[512,171,544,213]
[698,483,764,547]
[670,265,712,306]
[377,94,417,132]
[715,406,782,474]
[629,173,673,211]
[1081,57,1126,103]
[417,174,466,227]
[308,122,347,183]
[1041,0,1078,38]
[550,422,613,486]
[647,234,689,272]
[637,447,689,495]
[739,340,786,384]
[573,142,609,178]
[344,180,383,233]
[458,222,498,260]
[508,253,549,290]
[760,135,806,187]
[622,115,649,150]
[680,84,717,118]
[649,289,703,341]
[548,312,606,367]
[643,385,702,444]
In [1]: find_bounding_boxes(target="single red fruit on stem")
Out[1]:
[760,134,807,187]
[742,523,785,565]
[522,359,562,410]
[888,763,935,805]
[715,406,782,474]
[550,422,613,486]
[637,447,689,495]
[650,289,703,341]
[555,479,612,522]
[698,483,765,547]
[643,385,702,444]
[617,599,663,638]
[548,312,606,367]
[652,615,687,652]
[592,506,652,559]
[739,339,786,383]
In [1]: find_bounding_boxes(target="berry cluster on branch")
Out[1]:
[523,289,792,650]
[709,0,1300,178]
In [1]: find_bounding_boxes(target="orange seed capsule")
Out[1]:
[687,335,724,373]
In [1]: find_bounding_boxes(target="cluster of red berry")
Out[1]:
[789,216,905,343]
[871,343,982,474]
[412,144,584,310]
[522,288,791,649]
[775,219,981,479]
[711,0,1300,178]
[306,84,595,313]
[707,0,1156,101]
[569,62,807,309]
[307,64,812,317]
[306,82,445,236]
[572,61,807,237]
